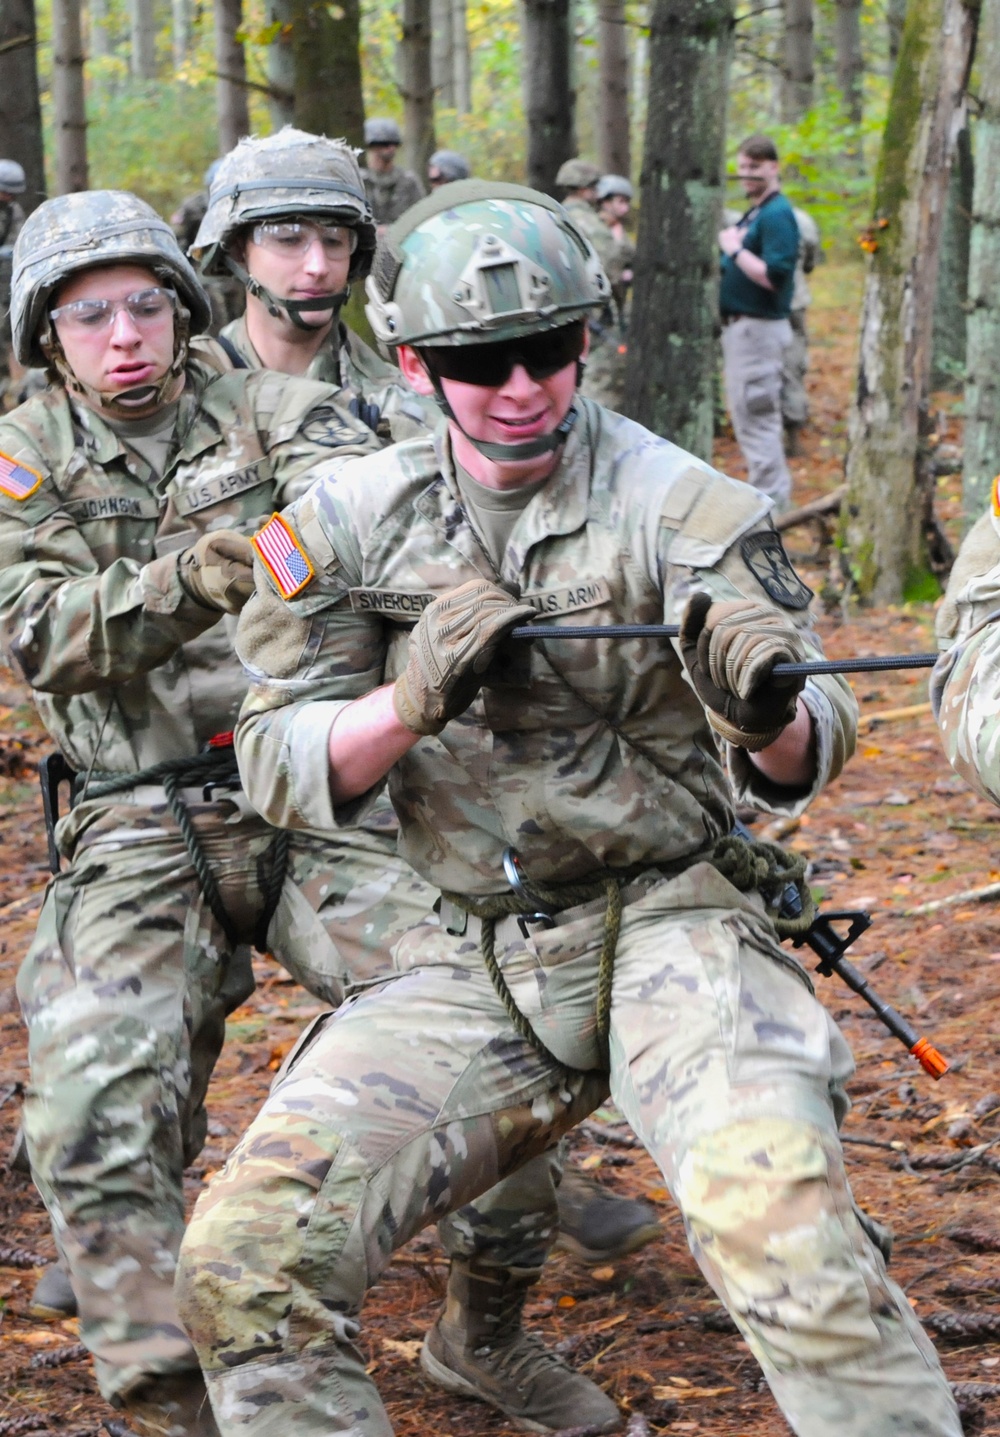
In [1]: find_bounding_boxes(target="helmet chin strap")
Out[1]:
[225,256,348,332]
[427,361,582,463]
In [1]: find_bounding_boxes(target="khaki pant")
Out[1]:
[176,863,960,1437]
[722,314,793,507]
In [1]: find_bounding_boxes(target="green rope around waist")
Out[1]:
[442,834,814,1072]
[81,749,288,954]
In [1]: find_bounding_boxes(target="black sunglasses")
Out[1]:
[419,320,586,388]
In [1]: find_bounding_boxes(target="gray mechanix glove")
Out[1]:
[177,530,257,614]
[393,578,538,736]
[679,591,808,751]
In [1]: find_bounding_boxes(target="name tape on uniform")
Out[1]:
[522,577,611,617]
[253,513,315,599]
[0,451,44,502]
[349,588,435,617]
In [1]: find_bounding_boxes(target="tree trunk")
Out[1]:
[214,0,250,154]
[0,0,46,213]
[90,0,111,58]
[521,0,576,195]
[453,0,471,112]
[781,0,814,121]
[932,122,972,389]
[964,0,1000,519]
[432,0,455,108]
[265,0,364,144]
[834,0,863,122]
[842,0,976,602]
[130,0,158,79]
[598,0,630,177]
[52,0,88,193]
[172,0,190,68]
[400,0,435,177]
[265,0,295,127]
[888,0,907,65]
[623,0,734,458]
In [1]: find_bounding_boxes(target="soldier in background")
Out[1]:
[0,160,27,407]
[580,173,635,411]
[427,148,471,187]
[361,117,424,228]
[171,159,244,333]
[782,205,821,455]
[1,189,377,1436]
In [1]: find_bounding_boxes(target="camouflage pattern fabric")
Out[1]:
[2,359,379,1404]
[932,504,1000,804]
[207,317,437,442]
[563,198,629,412]
[173,402,957,1434]
[361,165,425,227]
[0,198,26,399]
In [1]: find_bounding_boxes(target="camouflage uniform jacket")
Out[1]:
[361,166,425,226]
[209,317,437,442]
[932,503,1000,805]
[563,197,616,272]
[0,360,378,782]
[236,399,857,897]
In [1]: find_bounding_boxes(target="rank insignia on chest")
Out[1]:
[253,513,315,599]
[0,450,43,501]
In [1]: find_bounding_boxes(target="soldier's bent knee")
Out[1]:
[676,1117,897,1370]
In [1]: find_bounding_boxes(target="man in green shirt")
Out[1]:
[718,134,800,508]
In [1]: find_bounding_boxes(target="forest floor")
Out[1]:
[2,264,1000,1436]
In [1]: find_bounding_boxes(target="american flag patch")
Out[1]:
[0,451,43,501]
[252,513,315,599]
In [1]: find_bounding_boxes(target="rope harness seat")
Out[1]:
[81,740,288,953]
[443,834,814,1071]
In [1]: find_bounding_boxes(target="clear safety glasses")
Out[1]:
[50,286,177,335]
[250,220,359,260]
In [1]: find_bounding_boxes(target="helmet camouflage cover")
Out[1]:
[0,159,27,195]
[11,189,211,366]
[365,179,610,348]
[192,127,376,283]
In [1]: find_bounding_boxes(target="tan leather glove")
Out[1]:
[679,592,807,750]
[177,530,256,614]
[393,578,538,736]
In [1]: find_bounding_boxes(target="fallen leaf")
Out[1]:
[653,1382,737,1400]
[579,1153,603,1171]
[380,1337,422,1363]
[557,1295,577,1308]
[591,1265,616,1281]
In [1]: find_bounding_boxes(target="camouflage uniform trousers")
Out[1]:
[781,308,810,429]
[175,864,960,1437]
[579,317,628,412]
[17,795,561,1407]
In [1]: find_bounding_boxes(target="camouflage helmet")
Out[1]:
[364,117,402,147]
[0,159,26,195]
[11,189,211,367]
[555,158,601,191]
[596,174,633,203]
[365,179,610,349]
[191,127,375,284]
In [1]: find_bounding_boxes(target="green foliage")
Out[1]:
[902,566,942,602]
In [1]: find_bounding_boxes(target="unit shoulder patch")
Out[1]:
[0,450,44,501]
[302,407,366,448]
[252,513,315,599]
[740,529,813,610]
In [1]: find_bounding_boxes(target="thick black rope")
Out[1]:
[84,751,289,953]
[445,834,812,1069]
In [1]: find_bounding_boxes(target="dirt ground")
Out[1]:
[2,265,999,1436]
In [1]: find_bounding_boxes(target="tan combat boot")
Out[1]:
[421,1258,622,1433]
[122,1372,221,1437]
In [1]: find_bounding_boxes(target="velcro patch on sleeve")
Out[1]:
[252,513,315,599]
[740,529,814,610]
[0,451,44,501]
